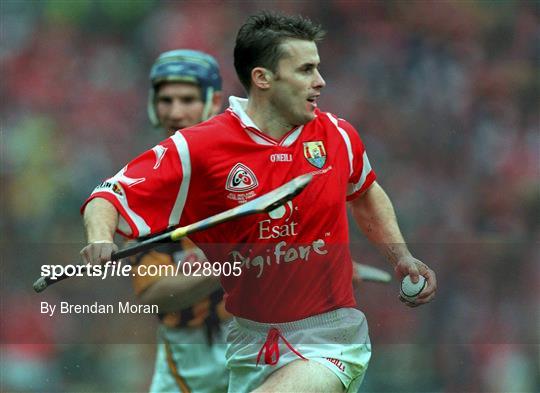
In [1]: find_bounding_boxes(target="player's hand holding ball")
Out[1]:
[400,275,426,302]
[394,255,436,307]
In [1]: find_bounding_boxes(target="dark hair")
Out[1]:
[234,11,325,92]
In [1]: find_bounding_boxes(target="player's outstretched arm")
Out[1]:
[348,181,436,306]
[80,197,119,264]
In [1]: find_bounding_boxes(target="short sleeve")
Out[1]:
[81,132,191,238]
[326,113,377,201]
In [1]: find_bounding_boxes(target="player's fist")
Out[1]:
[80,241,118,265]
[394,256,436,307]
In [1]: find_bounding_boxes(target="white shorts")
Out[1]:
[150,324,229,393]
[225,308,371,393]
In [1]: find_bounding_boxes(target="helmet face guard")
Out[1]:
[148,49,222,127]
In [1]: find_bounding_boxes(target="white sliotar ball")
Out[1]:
[400,275,426,302]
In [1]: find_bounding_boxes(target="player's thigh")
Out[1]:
[252,359,344,393]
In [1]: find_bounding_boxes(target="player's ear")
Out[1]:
[251,67,272,90]
[211,91,223,115]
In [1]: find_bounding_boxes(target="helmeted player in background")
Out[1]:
[132,49,229,393]
[80,12,437,393]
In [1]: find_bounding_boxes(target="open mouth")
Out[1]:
[307,95,319,108]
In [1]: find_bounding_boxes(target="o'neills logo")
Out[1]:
[95,180,124,197]
[226,163,258,192]
[325,358,345,372]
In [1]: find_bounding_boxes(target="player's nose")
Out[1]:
[170,100,187,119]
[313,69,326,89]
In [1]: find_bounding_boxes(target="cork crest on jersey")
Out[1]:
[303,141,327,169]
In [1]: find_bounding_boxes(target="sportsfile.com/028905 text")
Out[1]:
[40,260,242,280]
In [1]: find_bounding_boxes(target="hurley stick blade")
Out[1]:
[354,263,392,283]
[170,173,313,241]
[33,276,48,293]
[33,173,313,292]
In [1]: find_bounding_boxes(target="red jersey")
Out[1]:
[83,97,376,323]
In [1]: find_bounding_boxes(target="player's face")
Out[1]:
[270,39,326,126]
[156,83,204,135]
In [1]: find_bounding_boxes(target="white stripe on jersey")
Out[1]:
[326,113,354,177]
[116,199,150,237]
[168,132,191,228]
[101,167,151,236]
[118,216,133,237]
[243,127,275,146]
[280,125,304,147]
[226,108,274,146]
[228,97,305,147]
[92,187,150,237]
[348,151,373,195]
[228,97,261,131]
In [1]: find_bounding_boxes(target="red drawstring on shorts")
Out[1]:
[256,327,307,366]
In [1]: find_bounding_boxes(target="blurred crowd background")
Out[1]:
[1,0,538,392]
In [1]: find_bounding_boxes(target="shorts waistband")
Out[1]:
[233,308,362,334]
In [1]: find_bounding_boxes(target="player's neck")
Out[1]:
[246,98,294,140]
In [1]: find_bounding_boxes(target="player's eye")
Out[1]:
[300,64,319,74]
[181,96,198,104]
[157,97,173,105]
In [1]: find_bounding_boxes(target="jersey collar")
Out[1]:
[227,96,304,147]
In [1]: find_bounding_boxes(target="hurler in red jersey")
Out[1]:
[80,12,437,393]
[83,96,377,323]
